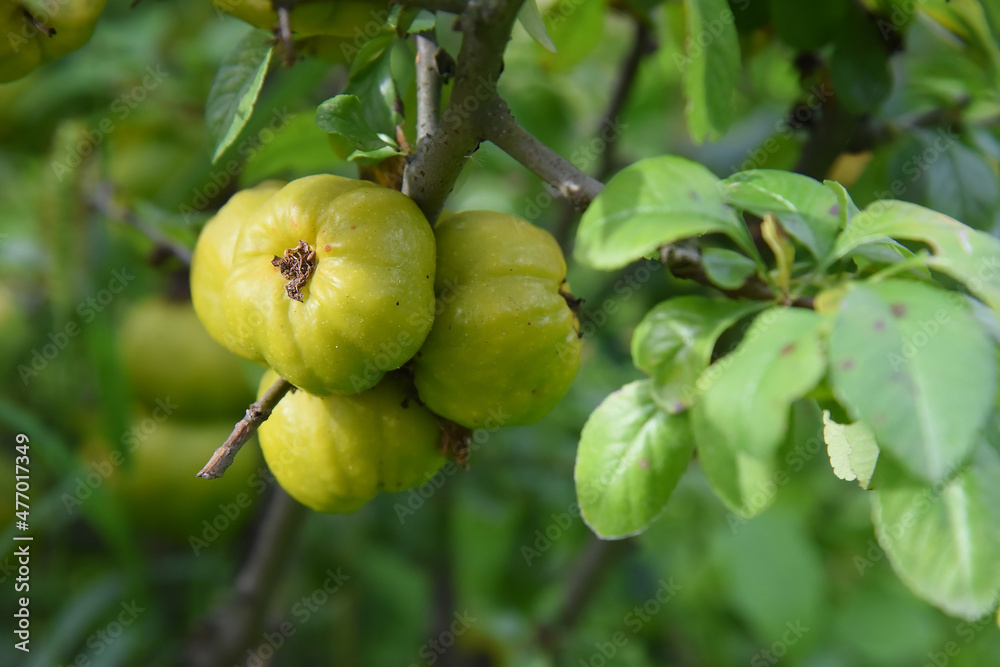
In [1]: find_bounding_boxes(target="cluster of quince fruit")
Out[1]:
[0,0,384,83]
[191,174,582,513]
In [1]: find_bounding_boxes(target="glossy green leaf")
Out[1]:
[576,380,694,539]
[722,169,842,259]
[693,307,827,459]
[518,0,556,52]
[575,155,754,270]
[539,0,605,72]
[315,95,401,160]
[680,0,741,142]
[833,199,1000,316]
[631,297,764,413]
[823,411,879,489]
[872,445,1000,619]
[205,29,274,163]
[345,47,400,138]
[828,280,997,483]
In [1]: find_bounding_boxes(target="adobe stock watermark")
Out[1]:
[750,619,810,666]
[179,107,293,223]
[57,600,145,667]
[920,595,1000,667]
[240,568,350,667]
[189,466,275,555]
[554,259,663,363]
[519,476,615,567]
[579,578,682,667]
[441,74,500,131]
[50,65,170,182]
[522,117,627,220]
[17,268,136,386]
[407,610,478,667]
[394,404,509,523]
[348,277,463,393]
[61,396,179,514]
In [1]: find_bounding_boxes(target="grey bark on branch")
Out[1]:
[197,376,293,479]
[482,102,605,210]
[403,0,526,221]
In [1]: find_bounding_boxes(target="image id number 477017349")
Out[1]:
[13,433,31,653]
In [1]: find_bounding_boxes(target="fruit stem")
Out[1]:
[196,376,294,479]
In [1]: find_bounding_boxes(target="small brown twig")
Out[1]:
[197,376,294,479]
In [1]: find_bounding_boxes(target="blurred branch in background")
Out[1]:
[185,488,308,667]
[88,182,193,266]
[539,537,631,658]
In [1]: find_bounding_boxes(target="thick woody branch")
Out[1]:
[403,0,525,221]
[197,377,293,479]
[483,102,606,210]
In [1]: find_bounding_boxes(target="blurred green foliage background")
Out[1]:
[2,0,1000,665]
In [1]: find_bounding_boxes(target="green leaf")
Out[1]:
[872,445,1000,619]
[696,424,781,519]
[518,0,556,52]
[243,112,344,184]
[722,169,841,259]
[345,47,400,138]
[576,380,694,539]
[823,411,879,489]
[315,95,401,160]
[828,5,892,114]
[681,0,741,142]
[918,130,1000,232]
[539,0,605,71]
[827,280,997,483]
[833,199,1000,317]
[205,29,274,164]
[631,297,765,413]
[701,247,757,289]
[575,155,754,270]
[693,307,827,459]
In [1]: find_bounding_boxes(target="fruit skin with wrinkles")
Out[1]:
[413,210,582,429]
[191,180,286,360]
[257,370,445,513]
[219,174,436,396]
